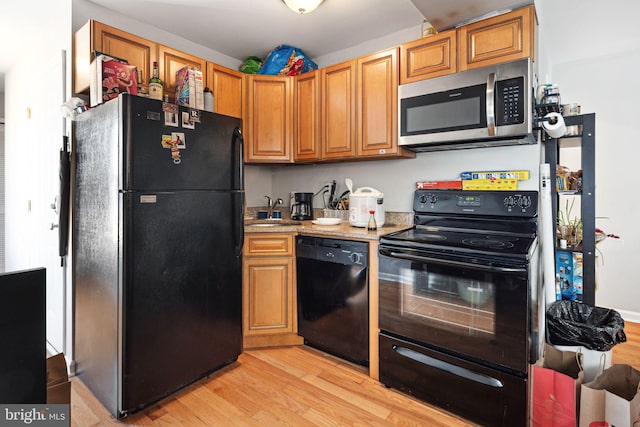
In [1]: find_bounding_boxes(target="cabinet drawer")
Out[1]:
[245,234,294,257]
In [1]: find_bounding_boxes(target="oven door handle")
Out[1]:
[379,249,527,274]
[393,345,504,388]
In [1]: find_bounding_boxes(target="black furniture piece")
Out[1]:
[0,268,47,403]
[544,113,596,305]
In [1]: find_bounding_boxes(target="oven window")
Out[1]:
[400,267,495,335]
[379,249,529,371]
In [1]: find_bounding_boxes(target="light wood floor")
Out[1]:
[71,322,640,426]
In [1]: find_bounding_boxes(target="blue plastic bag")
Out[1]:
[258,45,317,76]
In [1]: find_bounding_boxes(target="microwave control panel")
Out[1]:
[495,77,525,126]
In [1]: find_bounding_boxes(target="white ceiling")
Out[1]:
[0,0,531,91]
[84,0,531,61]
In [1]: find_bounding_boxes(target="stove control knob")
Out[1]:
[350,252,362,264]
[503,195,516,209]
[518,196,532,209]
[418,194,438,204]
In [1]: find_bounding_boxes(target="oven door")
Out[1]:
[379,245,531,373]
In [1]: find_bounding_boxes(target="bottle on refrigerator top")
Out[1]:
[136,70,149,98]
[204,87,214,112]
[148,61,163,100]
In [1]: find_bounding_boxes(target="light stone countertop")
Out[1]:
[244,219,412,240]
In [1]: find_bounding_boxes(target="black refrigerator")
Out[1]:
[73,94,244,418]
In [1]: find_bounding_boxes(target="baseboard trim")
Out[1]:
[616,309,640,324]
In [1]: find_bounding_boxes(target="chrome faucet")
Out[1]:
[264,196,284,219]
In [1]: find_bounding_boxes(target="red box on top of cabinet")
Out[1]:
[90,54,138,106]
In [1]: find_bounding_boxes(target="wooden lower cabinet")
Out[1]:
[242,233,302,348]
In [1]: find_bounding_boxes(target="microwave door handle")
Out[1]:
[379,249,527,274]
[486,72,496,136]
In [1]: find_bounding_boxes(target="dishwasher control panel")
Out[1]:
[296,236,368,266]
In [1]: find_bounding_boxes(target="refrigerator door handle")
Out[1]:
[233,126,244,257]
[235,193,245,257]
[232,127,244,190]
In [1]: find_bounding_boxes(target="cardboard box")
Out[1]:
[556,250,583,302]
[460,170,530,180]
[461,178,518,190]
[90,54,138,106]
[175,66,204,110]
[47,353,70,404]
[416,180,462,189]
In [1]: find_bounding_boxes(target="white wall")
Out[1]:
[5,1,74,357]
[537,0,640,321]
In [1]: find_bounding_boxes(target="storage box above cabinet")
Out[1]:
[73,20,158,95]
[158,45,206,102]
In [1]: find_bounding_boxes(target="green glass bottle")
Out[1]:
[148,61,163,101]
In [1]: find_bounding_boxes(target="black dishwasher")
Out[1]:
[296,235,369,366]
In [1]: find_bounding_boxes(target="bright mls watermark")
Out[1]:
[0,405,69,426]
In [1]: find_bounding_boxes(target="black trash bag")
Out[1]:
[546,300,627,351]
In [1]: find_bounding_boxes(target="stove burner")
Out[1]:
[462,239,514,250]
[486,234,520,242]
[417,234,447,242]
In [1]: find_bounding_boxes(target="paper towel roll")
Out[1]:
[543,112,567,138]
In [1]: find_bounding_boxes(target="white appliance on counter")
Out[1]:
[349,187,385,227]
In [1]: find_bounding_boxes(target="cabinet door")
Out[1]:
[357,48,400,157]
[158,45,207,102]
[74,20,158,94]
[243,257,295,335]
[400,30,457,84]
[293,70,321,161]
[321,60,357,159]
[245,75,293,163]
[206,62,244,119]
[458,5,535,71]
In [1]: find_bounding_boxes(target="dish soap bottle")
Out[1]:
[367,210,377,231]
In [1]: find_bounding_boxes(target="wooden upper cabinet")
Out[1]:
[206,62,244,119]
[158,45,207,102]
[400,30,457,84]
[245,75,293,163]
[321,60,357,159]
[458,5,535,71]
[293,70,321,162]
[73,20,158,94]
[356,48,396,158]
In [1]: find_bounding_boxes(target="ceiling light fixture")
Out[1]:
[282,0,325,14]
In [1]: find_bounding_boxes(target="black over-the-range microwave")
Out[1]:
[398,58,536,152]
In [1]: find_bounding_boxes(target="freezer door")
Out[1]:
[120,190,243,414]
[121,94,243,191]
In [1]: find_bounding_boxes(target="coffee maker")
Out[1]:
[291,192,313,220]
